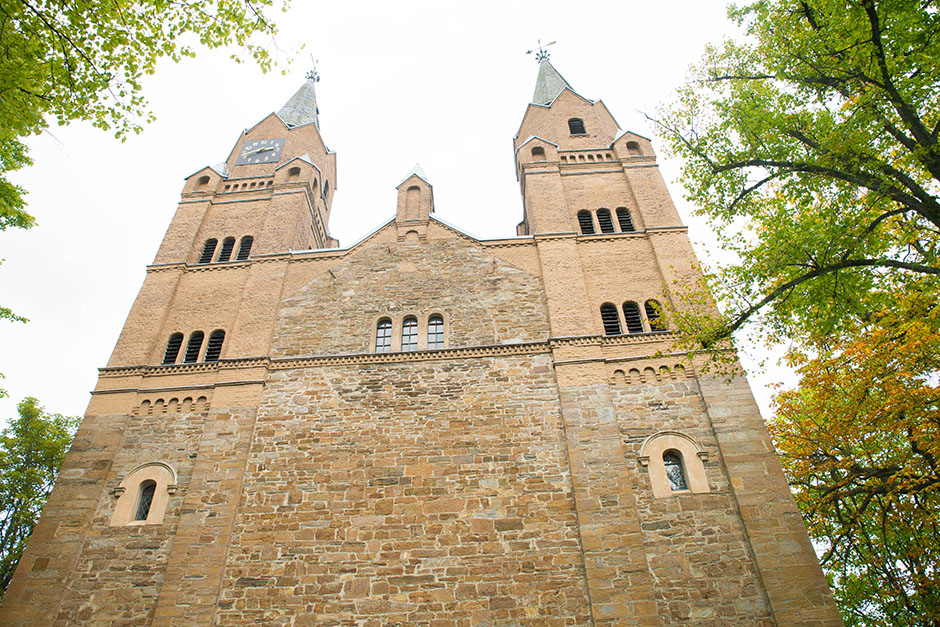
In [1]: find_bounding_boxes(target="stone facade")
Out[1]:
[0,62,843,625]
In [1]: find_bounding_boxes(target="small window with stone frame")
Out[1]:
[375,319,393,353]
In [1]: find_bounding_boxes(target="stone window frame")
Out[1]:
[599,298,669,335]
[638,431,710,498]
[369,313,449,353]
[110,462,178,526]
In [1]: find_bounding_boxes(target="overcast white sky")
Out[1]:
[0,1,788,423]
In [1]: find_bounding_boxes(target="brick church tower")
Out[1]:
[0,60,843,625]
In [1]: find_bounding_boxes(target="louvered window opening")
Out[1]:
[199,239,217,264]
[236,236,253,260]
[162,333,183,364]
[577,211,595,234]
[204,330,225,362]
[135,482,156,521]
[600,304,621,336]
[217,237,235,262]
[401,318,418,352]
[622,302,644,334]
[428,315,444,349]
[597,209,615,233]
[375,320,392,353]
[616,208,635,232]
[645,300,667,331]
[184,331,204,363]
[568,118,586,134]
[664,451,688,491]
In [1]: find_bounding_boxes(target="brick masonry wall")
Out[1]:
[216,354,593,626]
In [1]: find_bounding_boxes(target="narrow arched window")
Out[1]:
[401,317,418,352]
[568,118,586,135]
[198,239,218,264]
[135,481,157,521]
[596,209,615,233]
[428,315,444,349]
[645,300,667,331]
[600,303,621,336]
[322,180,330,200]
[236,235,253,261]
[204,330,225,362]
[663,451,688,491]
[616,207,635,232]
[184,331,204,363]
[375,319,392,353]
[577,210,595,235]
[217,237,236,262]
[162,333,184,364]
[622,302,644,334]
[531,146,546,161]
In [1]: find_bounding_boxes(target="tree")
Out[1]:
[0,398,79,598]
[769,291,940,625]
[655,0,940,622]
[656,0,938,347]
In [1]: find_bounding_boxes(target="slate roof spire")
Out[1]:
[278,75,320,128]
[531,58,573,105]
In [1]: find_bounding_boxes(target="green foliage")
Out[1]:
[0,398,79,597]
[0,0,289,228]
[657,0,940,621]
[657,0,939,345]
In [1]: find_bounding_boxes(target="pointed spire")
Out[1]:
[532,58,572,105]
[278,77,319,128]
[399,163,430,187]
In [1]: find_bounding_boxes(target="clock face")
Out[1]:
[236,138,286,165]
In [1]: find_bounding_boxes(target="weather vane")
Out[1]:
[305,55,320,82]
[525,39,556,62]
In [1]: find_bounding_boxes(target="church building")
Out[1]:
[0,59,843,625]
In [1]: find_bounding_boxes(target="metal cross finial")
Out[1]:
[525,40,556,62]
[305,55,320,82]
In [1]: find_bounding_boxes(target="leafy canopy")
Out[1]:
[0,398,79,597]
[0,0,289,231]
[657,0,939,346]
[770,292,940,625]
[657,0,940,622]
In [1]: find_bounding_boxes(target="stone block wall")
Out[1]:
[216,354,592,626]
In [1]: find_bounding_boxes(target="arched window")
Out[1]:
[616,207,635,232]
[401,317,418,352]
[622,302,644,334]
[600,303,621,336]
[204,330,225,362]
[322,180,330,200]
[626,141,642,156]
[184,331,204,363]
[645,300,667,331]
[568,118,586,135]
[162,333,184,364]
[531,146,546,161]
[198,239,218,264]
[287,166,301,180]
[428,315,444,349]
[375,319,392,353]
[663,451,688,491]
[135,481,157,521]
[577,210,595,235]
[196,175,210,189]
[596,209,615,233]
[217,237,236,262]
[236,235,253,261]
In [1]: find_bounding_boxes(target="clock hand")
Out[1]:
[247,146,275,155]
